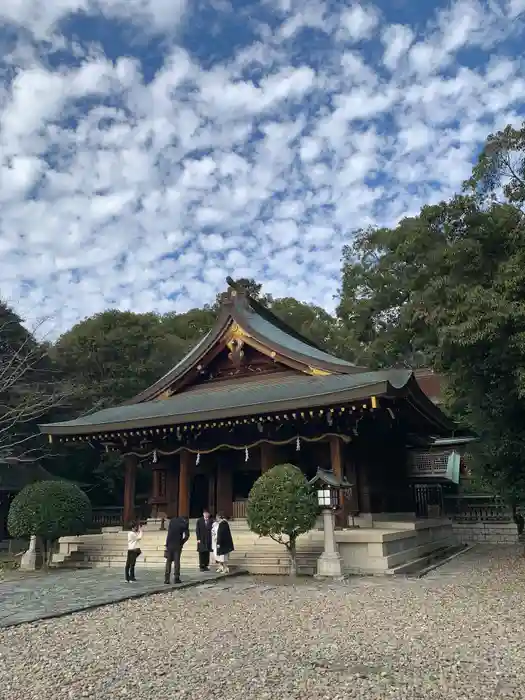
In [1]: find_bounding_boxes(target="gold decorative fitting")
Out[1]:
[229,323,247,337]
[48,434,53,444]
[308,366,331,376]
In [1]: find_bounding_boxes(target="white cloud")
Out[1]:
[0,0,187,38]
[381,24,414,71]
[0,0,524,336]
[338,3,380,42]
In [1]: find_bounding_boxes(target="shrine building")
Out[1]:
[40,279,461,533]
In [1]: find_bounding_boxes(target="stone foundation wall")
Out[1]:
[452,521,518,544]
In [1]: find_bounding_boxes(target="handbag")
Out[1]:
[135,548,142,556]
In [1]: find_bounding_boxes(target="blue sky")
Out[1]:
[0,0,524,337]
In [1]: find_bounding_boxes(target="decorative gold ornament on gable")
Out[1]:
[308,366,331,376]
[230,323,247,337]
[159,389,173,399]
[227,337,245,367]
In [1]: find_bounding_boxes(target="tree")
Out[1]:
[338,193,525,503]
[0,301,65,463]
[8,480,92,567]
[247,463,318,575]
[52,310,185,410]
[466,122,525,207]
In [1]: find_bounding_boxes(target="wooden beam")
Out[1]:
[123,454,137,526]
[178,450,191,517]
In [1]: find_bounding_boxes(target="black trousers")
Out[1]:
[198,551,210,570]
[125,549,140,581]
[165,548,182,582]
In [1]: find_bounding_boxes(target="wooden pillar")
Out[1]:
[178,450,191,518]
[123,454,137,526]
[345,456,360,515]
[208,468,217,515]
[260,442,276,473]
[329,436,346,528]
[216,461,233,518]
[152,468,160,500]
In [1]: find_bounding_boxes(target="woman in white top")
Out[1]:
[125,520,143,582]
[211,519,221,571]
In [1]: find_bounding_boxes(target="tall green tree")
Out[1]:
[338,194,525,502]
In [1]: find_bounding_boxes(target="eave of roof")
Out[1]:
[39,369,445,437]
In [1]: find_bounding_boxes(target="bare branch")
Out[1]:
[0,314,69,459]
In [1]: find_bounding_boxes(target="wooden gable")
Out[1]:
[131,280,361,405]
[189,342,294,388]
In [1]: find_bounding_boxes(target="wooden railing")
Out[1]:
[411,484,444,518]
[91,507,124,529]
[232,500,248,519]
[445,500,512,523]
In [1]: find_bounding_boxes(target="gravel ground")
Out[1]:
[1,546,524,700]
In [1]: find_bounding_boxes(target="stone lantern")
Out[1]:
[309,468,352,578]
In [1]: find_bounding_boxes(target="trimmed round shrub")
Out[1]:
[8,480,92,544]
[247,463,318,574]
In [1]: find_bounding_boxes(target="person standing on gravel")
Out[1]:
[196,508,213,572]
[125,521,143,583]
[213,512,234,574]
[164,516,190,585]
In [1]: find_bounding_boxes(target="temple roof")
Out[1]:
[129,278,363,404]
[40,369,453,436]
[39,279,456,438]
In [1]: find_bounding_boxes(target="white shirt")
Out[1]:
[128,529,143,550]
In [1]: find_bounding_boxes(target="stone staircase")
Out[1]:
[53,521,324,575]
[53,517,460,576]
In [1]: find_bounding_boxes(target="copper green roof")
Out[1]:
[241,305,354,368]
[40,369,453,436]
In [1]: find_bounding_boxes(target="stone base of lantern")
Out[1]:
[315,551,344,578]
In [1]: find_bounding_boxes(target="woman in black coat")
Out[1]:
[213,512,234,574]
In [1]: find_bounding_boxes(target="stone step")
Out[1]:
[388,544,467,576]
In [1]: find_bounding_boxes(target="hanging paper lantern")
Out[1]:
[245,446,249,462]
[196,451,201,465]
[296,436,301,451]
[153,449,158,464]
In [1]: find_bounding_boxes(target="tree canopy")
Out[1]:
[338,183,525,500]
[8,480,92,566]
[247,463,318,574]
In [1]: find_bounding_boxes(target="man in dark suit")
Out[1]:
[164,516,190,584]
[195,508,213,571]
